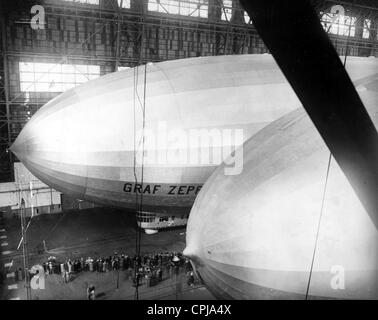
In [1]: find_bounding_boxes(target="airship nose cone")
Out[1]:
[7,88,87,197]
[9,104,45,164]
[10,134,27,160]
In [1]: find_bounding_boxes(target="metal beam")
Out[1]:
[0,7,13,181]
[115,0,123,70]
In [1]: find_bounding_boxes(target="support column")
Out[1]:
[0,7,13,182]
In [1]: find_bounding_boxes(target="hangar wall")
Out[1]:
[0,162,61,217]
[0,163,100,217]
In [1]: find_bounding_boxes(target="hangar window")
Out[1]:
[221,0,232,21]
[220,2,251,24]
[117,0,131,9]
[61,0,99,5]
[148,0,208,18]
[363,19,371,39]
[321,12,356,37]
[19,62,100,92]
[117,66,130,71]
[244,11,251,24]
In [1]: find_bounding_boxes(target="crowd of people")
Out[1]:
[7,251,196,299]
[40,251,194,288]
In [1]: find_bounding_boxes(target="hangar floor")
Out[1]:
[0,208,215,300]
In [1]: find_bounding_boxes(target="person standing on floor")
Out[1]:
[87,285,95,300]
[48,261,53,275]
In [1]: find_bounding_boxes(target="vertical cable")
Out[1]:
[305,7,352,299]
[305,152,332,299]
[132,64,139,300]
[133,20,147,300]
[343,6,354,68]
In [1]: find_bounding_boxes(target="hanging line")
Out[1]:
[305,152,332,299]
[133,62,147,297]
[133,21,147,301]
[132,63,139,300]
[305,7,353,299]
[343,6,354,68]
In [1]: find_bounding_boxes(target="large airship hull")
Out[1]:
[184,58,378,299]
[11,55,378,215]
[11,54,303,212]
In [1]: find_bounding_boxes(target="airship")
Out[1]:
[10,54,303,213]
[10,55,378,216]
[184,58,378,299]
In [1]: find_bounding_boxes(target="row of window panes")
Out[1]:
[321,14,375,39]
[363,19,371,39]
[203,0,250,23]
[61,0,131,7]
[141,215,189,222]
[20,62,99,74]
[117,66,130,71]
[19,62,100,92]
[20,81,97,92]
[221,9,252,23]
[59,0,374,34]
[137,213,156,221]
[139,217,156,223]
[117,0,131,8]
[63,0,251,24]
[221,0,232,21]
[147,0,251,23]
[321,14,356,36]
[137,214,156,219]
[148,0,208,18]
[20,72,99,83]
[137,212,156,217]
[61,0,100,5]
[20,82,80,92]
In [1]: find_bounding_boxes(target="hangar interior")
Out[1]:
[0,0,377,300]
[0,0,377,215]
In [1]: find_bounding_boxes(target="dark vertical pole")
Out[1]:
[115,0,123,71]
[1,9,13,181]
[20,198,31,300]
[50,187,53,212]
[117,269,119,289]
